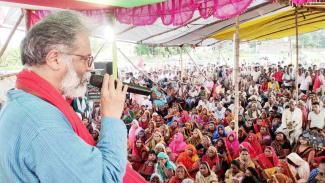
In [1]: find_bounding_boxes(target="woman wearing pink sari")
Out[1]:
[169,132,187,156]
[225,131,240,160]
[129,120,143,149]
[180,110,191,125]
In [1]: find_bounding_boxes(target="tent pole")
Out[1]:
[184,48,208,81]
[0,10,24,58]
[295,7,299,101]
[180,47,183,94]
[233,16,240,136]
[118,48,155,83]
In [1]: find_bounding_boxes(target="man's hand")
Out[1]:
[101,74,128,119]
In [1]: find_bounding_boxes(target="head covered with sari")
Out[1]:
[225,131,240,159]
[256,146,279,169]
[169,132,187,154]
[244,132,263,155]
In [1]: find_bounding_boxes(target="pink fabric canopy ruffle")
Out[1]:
[115,0,254,26]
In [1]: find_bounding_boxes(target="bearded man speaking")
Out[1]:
[0,11,128,183]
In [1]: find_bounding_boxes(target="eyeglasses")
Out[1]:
[61,52,94,67]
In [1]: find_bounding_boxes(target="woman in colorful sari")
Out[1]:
[253,118,265,133]
[225,132,240,160]
[201,135,212,155]
[256,124,272,150]
[223,109,234,126]
[176,144,200,178]
[169,164,193,183]
[180,110,191,126]
[139,150,157,181]
[155,143,166,154]
[293,134,316,166]
[168,120,179,138]
[169,132,187,156]
[238,127,248,143]
[276,159,296,182]
[237,147,256,172]
[150,173,164,183]
[244,133,263,156]
[255,146,279,179]
[139,111,150,130]
[155,152,176,182]
[183,122,193,140]
[240,142,257,159]
[286,152,310,183]
[202,146,220,173]
[271,131,292,159]
[187,128,203,147]
[146,131,166,151]
[241,167,260,183]
[129,120,143,149]
[195,161,219,183]
[204,122,216,140]
[268,173,292,183]
[212,125,227,143]
[215,138,231,180]
[145,121,156,140]
[159,124,171,143]
[152,84,167,107]
[225,160,243,183]
[129,138,148,171]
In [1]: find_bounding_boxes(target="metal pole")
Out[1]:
[295,7,299,101]
[184,48,208,81]
[0,11,24,58]
[118,48,155,83]
[233,16,240,136]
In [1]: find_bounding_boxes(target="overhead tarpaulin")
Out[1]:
[26,9,111,29]
[115,0,254,26]
[0,0,165,9]
[210,6,325,41]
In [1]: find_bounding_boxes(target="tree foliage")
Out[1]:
[135,44,191,57]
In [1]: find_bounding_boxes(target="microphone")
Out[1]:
[89,74,151,96]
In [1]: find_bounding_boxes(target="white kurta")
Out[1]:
[277,107,303,144]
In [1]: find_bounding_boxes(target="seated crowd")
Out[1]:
[75,64,325,183]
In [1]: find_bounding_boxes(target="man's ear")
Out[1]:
[45,49,62,71]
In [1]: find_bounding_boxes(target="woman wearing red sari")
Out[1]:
[180,110,191,125]
[168,164,193,183]
[293,135,316,166]
[244,133,263,156]
[128,138,148,171]
[202,146,220,173]
[255,146,279,179]
[240,142,257,158]
[225,131,240,160]
[139,110,150,130]
[176,144,200,178]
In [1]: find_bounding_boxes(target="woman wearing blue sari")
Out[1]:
[152,84,167,107]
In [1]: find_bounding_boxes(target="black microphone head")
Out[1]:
[89,74,152,96]
[89,74,103,88]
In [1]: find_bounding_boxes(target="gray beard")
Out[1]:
[60,61,90,98]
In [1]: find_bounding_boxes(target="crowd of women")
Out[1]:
[82,63,325,183]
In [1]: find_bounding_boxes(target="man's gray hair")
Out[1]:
[21,11,92,66]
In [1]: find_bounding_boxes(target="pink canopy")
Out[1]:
[25,0,313,28]
[115,0,254,26]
